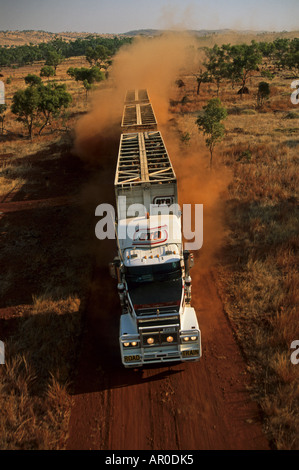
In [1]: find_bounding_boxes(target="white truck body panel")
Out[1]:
[118,214,182,255]
[112,90,201,367]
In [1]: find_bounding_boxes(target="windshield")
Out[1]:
[125,261,181,284]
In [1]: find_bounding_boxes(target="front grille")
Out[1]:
[138,317,179,328]
[141,330,179,347]
[136,305,179,316]
[138,313,180,348]
[139,317,179,348]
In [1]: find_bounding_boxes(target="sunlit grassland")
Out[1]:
[175,71,299,449]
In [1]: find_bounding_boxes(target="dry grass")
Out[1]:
[0,114,93,449]
[0,295,81,449]
[174,62,299,449]
[0,192,91,449]
[0,161,33,197]
[0,175,26,198]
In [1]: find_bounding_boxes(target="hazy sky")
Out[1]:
[0,0,298,33]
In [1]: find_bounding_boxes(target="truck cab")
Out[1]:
[114,214,201,367]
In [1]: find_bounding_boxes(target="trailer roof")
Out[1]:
[125,89,149,104]
[115,131,176,187]
[121,102,157,131]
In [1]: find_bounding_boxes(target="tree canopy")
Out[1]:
[67,66,104,98]
[203,42,263,97]
[11,85,41,138]
[196,98,227,168]
[11,80,72,138]
[0,36,133,68]
[40,65,55,80]
[86,45,109,68]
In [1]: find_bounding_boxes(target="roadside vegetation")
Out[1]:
[173,37,299,450]
[0,134,94,449]
[0,36,132,68]
[0,31,298,449]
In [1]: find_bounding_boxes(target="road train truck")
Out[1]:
[109,90,202,367]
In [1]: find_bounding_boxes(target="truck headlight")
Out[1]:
[147,337,155,345]
[123,341,139,348]
[166,336,174,343]
[181,334,198,343]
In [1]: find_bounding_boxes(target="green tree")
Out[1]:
[45,49,64,74]
[0,36,132,69]
[194,69,210,95]
[273,38,290,70]
[204,45,231,96]
[67,66,104,99]
[196,98,227,168]
[82,79,93,100]
[86,45,108,68]
[37,83,72,135]
[24,74,42,86]
[285,38,299,76]
[11,81,72,138]
[230,43,263,98]
[40,65,55,81]
[11,86,40,139]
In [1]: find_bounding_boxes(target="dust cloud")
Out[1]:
[73,32,231,269]
[167,131,230,268]
[74,32,198,165]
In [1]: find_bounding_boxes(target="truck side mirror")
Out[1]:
[183,250,194,271]
[189,252,194,269]
[109,257,120,280]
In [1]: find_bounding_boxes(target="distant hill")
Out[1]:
[123,29,233,37]
[0,29,297,47]
[122,29,299,48]
[123,29,161,37]
[123,28,298,38]
[0,30,125,47]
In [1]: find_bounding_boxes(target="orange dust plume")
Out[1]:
[73,32,231,268]
[160,121,231,269]
[73,32,199,165]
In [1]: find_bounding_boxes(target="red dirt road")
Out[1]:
[66,260,270,450]
[0,133,269,450]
